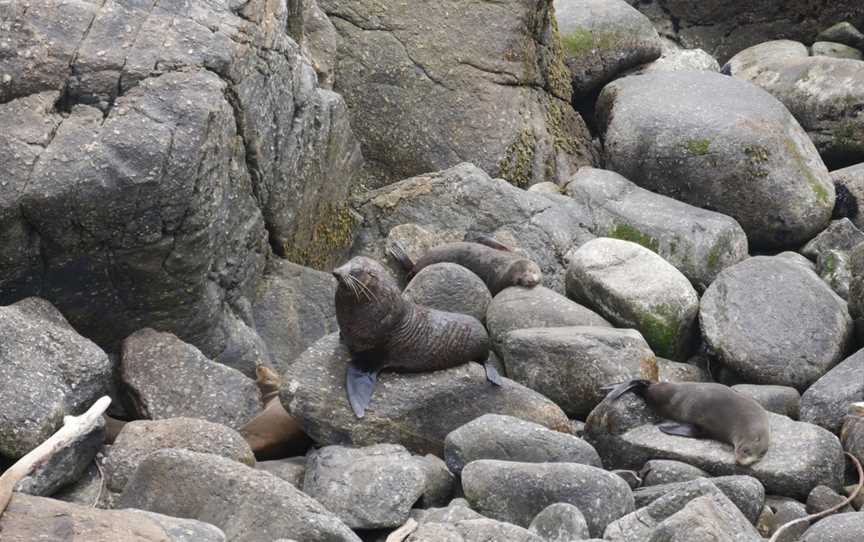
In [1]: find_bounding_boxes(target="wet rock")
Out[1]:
[732,385,801,419]
[403,264,492,323]
[528,502,590,542]
[444,414,601,476]
[498,326,657,418]
[462,459,634,537]
[103,418,255,494]
[807,485,854,514]
[800,511,864,541]
[280,333,571,456]
[120,329,261,430]
[801,349,864,433]
[564,167,747,291]
[0,494,226,542]
[598,71,834,249]
[352,163,596,293]
[303,444,426,529]
[256,457,306,488]
[555,0,662,98]
[252,258,338,374]
[408,518,545,542]
[700,256,852,390]
[632,475,766,525]
[0,297,111,458]
[118,449,360,542]
[812,41,864,60]
[640,460,708,487]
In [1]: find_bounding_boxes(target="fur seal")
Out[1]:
[333,256,500,418]
[387,237,542,295]
[239,366,310,459]
[605,379,770,466]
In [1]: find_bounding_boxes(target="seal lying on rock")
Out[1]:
[333,256,501,418]
[605,380,771,466]
[387,237,542,295]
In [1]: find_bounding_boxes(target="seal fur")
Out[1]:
[606,379,771,466]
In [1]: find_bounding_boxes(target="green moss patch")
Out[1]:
[283,201,358,270]
[499,128,536,188]
[638,304,681,360]
[782,138,830,205]
[683,138,711,155]
[609,223,660,253]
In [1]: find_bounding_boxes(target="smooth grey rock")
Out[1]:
[255,457,306,488]
[321,0,596,188]
[120,329,261,430]
[444,414,602,476]
[638,48,721,74]
[644,494,762,542]
[763,496,809,541]
[528,502,590,542]
[800,349,864,433]
[657,358,709,383]
[555,0,662,97]
[118,449,360,542]
[777,250,818,270]
[801,219,864,260]
[498,326,657,418]
[584,392,845,498]
[817,22,864,49]
[414,453,456,507]
[640,460,708,487]
[700,256,852,390]
[564,167,748,291]
[722,40,811,74]
[303,444,426,529]
[800,511,864,541]
[812,41,863,60]
[280,333,572,456]
[462,460,634,537]
[842,409,864,468]
[818,249,853,299]
[633,475,766,525]
[598,71,835,249]
[0,297,111,458]
[408,518,545,542]
[252,258,338,374]
[412,499,484,525]
[806,485,854,514]
[732,385,801,419]
[103,418,255,494]
[403,263,492,324]
[0,494,226,542]
[528,182,562,194]
[849,242,864,318]
[566,238,699,360]
[832,163,864,229]
[354,163,597,293]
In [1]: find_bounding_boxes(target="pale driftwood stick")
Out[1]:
[385,518,418,542]
[0,395,112,516]
[768,451,863,542]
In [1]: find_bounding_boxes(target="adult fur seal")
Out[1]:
[387,237,542,295]
[333,256,500,418]
[605,379,770,466]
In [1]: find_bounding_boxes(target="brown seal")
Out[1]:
[333,256,500,418]
[388,236,542,295]
[606,380,770,466]
[239,366,310,459]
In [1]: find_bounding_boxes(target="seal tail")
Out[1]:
[386,241,416,273]
[602,379,653,402]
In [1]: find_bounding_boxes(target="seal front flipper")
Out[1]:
[657,421,704,439]
[346,363,379,419]
[483,361,503,386]
[603,379,653,402]
[386,241,416,274]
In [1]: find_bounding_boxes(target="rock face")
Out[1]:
[726,46,864,168]
[443,414,602,475]
[353,163,596,293]
[0,0,361,370]
[120,329,261,428]
[554,0,662,98]
[0,494,226,542]
[800,349,864,433]
[462,460,634,537]
[403,264,492,324]
[118,449,360,542]
[598,71,835,249]
[280,333,571,456]
[0,297,111,458]
[700,256,851,390]
[252,258,338,374]
[320,0,597,188]
[566,238,700,360]
[498,326,657,417]
[564,167,748,291]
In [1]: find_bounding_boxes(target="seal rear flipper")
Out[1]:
[386,241,416,274]
[464,232,512,252]
[603,379,653,402]
[483,361,503,386]
[657,421,704,439]
[346,363,379,419]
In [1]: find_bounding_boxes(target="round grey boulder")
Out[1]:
[800,348,864,433]
[800,512,864,542]
[528,502,590,542]
[812,41,864,60]
[403,263,492,323]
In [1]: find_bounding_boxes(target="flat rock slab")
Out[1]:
[120,329,261,430]
[118,449,360,542]
[700,256,852,390]
[280,333,571,456]
[800,348,864,433]
[597,71,834,249]
[462,460,634,537]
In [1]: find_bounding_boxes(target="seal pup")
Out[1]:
[387,237,542,295]
[605,379,770,466]
[333,256,500,418]
[239,366,310,459]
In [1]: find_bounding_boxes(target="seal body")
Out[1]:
[239,366,310,459]
[608,380,771,466]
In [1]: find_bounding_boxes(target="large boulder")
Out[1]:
[831,163,864,229]
[800,349,864,433]
[0,297,111,458]
[320,0,597,188]
[0,0,361,370]
[800,512,864,542]
[352,163,595,293]
[403,263,492,324]
[117,449,360,542]
[597,71,835,250]
[700,256,852,390]
[280,333,571,456]
[632,475,766,525]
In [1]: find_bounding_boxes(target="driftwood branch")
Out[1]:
[0,395,112,517]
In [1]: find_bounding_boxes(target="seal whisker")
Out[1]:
[344,274,362,301]
[353,277,379,303]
